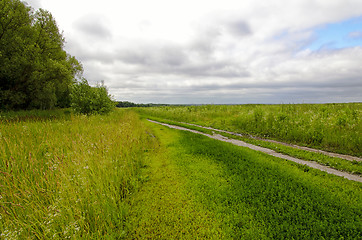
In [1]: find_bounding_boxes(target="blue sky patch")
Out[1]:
[306,16,362,51]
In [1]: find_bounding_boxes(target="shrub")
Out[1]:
[70,78,115,115]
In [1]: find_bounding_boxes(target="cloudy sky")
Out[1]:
[26,0,362,104]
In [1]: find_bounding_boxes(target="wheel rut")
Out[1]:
[179,122,361,162]
[148,119,362,183]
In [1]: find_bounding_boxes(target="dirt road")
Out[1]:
[180,122,361,162]
[148,119,362,183]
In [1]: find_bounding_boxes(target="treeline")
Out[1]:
[0,0,82,110]
[116,101,169,108]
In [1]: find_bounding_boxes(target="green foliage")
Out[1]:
[70,78,115,115]
[116,101,169,108]
[0,0,83,110]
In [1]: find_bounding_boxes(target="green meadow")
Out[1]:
[1,107,361,239]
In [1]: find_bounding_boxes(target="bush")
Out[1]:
[70,78,115,115]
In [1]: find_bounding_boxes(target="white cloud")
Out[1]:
[24,0,362,103]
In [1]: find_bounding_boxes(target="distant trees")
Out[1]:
[0,0,82,110]
[116,101,169,108]
[116,101,148,108]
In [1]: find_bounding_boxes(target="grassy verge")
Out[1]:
[143,116,362,175]
[126,121,224,239]
[0,110,156,238]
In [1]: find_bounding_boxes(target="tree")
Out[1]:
[70,78,115,115]
[27,8,83,109]
[0,0,83,110]
[0,0,33,109]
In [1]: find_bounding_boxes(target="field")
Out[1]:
[1,106,361,239]
[136,103,362,156]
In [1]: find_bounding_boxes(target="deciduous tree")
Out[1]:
[0,0,83,110]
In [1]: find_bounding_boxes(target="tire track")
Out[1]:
[179,122,361,162]
[148,119,362,183]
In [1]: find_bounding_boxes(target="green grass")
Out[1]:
[227,133,362,175]
[127,120,361,239]
[172,129,362,239]
[136,103,362,157]
[144,116,362,175]
[1,109,361,239]
[0,109,157,238]
[126,121,224,239]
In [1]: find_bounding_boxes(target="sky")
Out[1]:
[25,0,362,104]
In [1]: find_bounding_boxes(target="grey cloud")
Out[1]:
[65,39,115,64]
[115,26,250,79]
[118,46,249,78]
[189,26,222,56]
[73,35,362,103]
[227,78,362,90]
[69,18,252,81]
[110,71,357,92]
[118,50,148,65]
[177,62,250,78]
[118,43,188,68]
[83,68,109,85]
[148,77,362,92]
[159,45,188,66]
[62,9,362,104]
[108,56,362,103]
[227,20,252,36]
[74,15,112,39]
[110,83,362,105]
[117,84,362,104]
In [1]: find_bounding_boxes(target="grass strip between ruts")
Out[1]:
[143,116,362,176]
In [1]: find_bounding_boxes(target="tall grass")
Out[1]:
[137,103,362,156]
[0,110,157,238]
[0,109,73,123]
